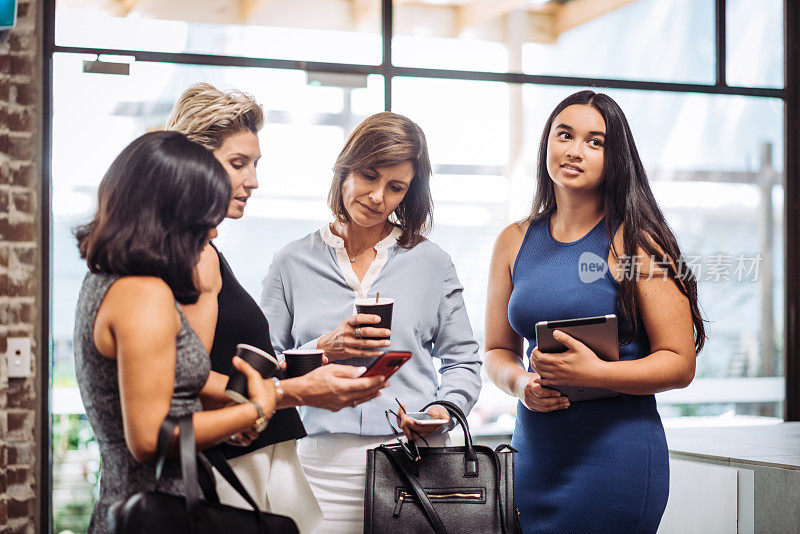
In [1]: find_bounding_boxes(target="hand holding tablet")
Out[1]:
[534,314,620,403]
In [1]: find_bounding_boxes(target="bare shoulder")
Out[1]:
[491,220,530,276]
[104,276,181,330]
[609,223,675,282]
[611,223,667,257]
[495,220,529,251]
[108,276,175,304]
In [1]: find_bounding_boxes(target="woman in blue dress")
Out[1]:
[484,90,705,534]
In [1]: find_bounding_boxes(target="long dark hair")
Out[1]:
[328,112,433,248]
[75,131,231,304]
[530,90,705,353]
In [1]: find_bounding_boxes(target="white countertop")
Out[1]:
[666,422,800,470]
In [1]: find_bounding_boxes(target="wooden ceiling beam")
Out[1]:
[457,0,535,34]
[239,0,279,23]
[112,0,141,17]
[555,0,640,35]
[351,0,381,30]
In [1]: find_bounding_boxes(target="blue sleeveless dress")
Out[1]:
[508,217,669,534]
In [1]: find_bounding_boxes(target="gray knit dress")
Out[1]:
[73,272,211,534]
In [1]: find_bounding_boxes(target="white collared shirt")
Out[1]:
[319,223,403,306]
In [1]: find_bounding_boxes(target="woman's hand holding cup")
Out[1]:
[231,355,277,423]
[316,314,391,361]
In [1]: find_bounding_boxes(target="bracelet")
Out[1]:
[249,400,268,432]
[271,377,284,403]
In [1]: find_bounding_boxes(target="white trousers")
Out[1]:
[298,433,450,534]
[212,440,323,534]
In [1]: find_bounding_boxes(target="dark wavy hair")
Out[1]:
[529,90,705,353]
[75,131,231,304]
[328,112,433,248]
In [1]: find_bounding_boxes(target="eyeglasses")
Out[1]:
[385,398,429,463]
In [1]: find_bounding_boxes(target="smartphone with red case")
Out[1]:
[360,351,412,379]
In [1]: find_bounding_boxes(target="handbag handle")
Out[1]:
[419,403,519,534]
[153,415,267,531]
[154,417,178,484]
[376,445,447,534]
[203,448,268,529]
[178,417,203,534]
[421,400,479,477]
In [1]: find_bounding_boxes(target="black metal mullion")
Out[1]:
[784,0,799,421]
[51,45,783,99]
[716,0,727,87]
[387,66,783,98]
[42,0,55,531]
[382,0,392,111]
[53,45,382,73]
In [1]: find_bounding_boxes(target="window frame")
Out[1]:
[41,0,799,529]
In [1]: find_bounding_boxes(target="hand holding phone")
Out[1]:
[403,411,449,426]
[394,400,450,439]
[359,351,412,379]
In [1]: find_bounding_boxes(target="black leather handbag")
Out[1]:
[108,415,299,534]
[364,400,522,534]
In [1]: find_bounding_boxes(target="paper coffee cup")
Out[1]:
[225,344,280,403]
[355,298,394,338]
[283,348,325,379]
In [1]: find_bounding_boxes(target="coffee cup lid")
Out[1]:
[355,298,394,306]
[282,348,325,356]
[236,343,279,365]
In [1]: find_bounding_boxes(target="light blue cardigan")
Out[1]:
[260,224,482,437]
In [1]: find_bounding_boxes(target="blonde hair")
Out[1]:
[165,82,264,150]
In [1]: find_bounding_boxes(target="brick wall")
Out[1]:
[0,0,43,532]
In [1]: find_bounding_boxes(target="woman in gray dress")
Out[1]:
[73,131,277,533]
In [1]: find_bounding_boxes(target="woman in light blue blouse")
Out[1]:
[260,111,482,533]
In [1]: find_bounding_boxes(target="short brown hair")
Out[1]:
[165,82,264,151]
[328,112,433,248]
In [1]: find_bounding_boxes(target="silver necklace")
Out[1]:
[343,225,391,263]
[345,241,379,263]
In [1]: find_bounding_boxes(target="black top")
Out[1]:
[209,245,306,459]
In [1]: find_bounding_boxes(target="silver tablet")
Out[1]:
[534,314,620,402]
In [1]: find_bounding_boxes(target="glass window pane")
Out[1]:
[521,87,784,420]
[523,0,715,83]
[51,56,384,531]
[727,0,784,88]
[392,77,510,345]
[394,0,715,84]
[56,0,382,65]
[393,2,509,72]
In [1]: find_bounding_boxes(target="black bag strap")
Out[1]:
[178,416,202,534]
[421,400,479,477]
[153,416,217,505]
[377,445,446,534]
[204,448,266,527]
[154,416,268,531]
[154,417,178,484]
[486,446,511,534]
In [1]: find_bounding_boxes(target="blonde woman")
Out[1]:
[166,83,387,533]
